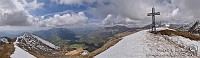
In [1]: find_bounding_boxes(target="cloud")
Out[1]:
[102,14,136,25]
[2,0,200,28]
[0,0,33,26]
[0,11,32,26]
[20,0,44,10]
[86,0,200,26]
[0,0,25,11]
[52,0,84,5]
[87,0,159,26]
[36,12,88,27]
[170,0,200,22]
[0,0,89,27]
[51,0,97,5]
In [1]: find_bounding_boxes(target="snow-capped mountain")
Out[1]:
[177,21,196,31]
[0,37,10,44]
[142,21,187,30]
[14,33,60,57]
[177,21,200,34]
[95,28,200,58]
[142,21,171,29]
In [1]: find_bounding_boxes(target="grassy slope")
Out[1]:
[155,29,200,41]
[0,43,15,58]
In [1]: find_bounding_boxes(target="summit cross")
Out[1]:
[147,7,160,32]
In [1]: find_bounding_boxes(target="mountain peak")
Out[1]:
[0,37,10,44]
[33,27,78,41]
[95,28,199,58]
[15,33,61,56]
[22,32,32,37]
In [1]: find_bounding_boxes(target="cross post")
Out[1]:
[147,7,160,32]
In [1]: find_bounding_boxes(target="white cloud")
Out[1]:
[0,0,25,12]
[171,8,179,16]
[49,0,200,26]
[52,0,84,5]
[19,0,44,10]
[26,0,44,10]
[87,0,200,26]
[88,0,164,26]
[171,0,200,21]
[52,0,97,5]
[36,12,88,27]
[2,0,200,28]
[0,0,89,27]
[0,11,32,26]
[102,14,136,25]
[0,0,33,26]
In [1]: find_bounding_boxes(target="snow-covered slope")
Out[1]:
[95,29,200,58]
[0,37,9,44]
[22,33,59,49]
[32,35,59,49]
[11,42,36,58]
[14,33,60,57]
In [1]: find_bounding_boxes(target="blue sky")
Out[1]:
[26,0,174,25]
[27,0,101,24]
[29,0,97,18]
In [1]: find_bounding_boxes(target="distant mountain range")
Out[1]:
[0,32,17,38]
[0,25,141,56]
[177,21,200,34]
[0,25,144,58]
[1,25,199,58]
[80,25,140,48]
[33,28,79,41]
[88,25,131,40]
[142,21,185,29]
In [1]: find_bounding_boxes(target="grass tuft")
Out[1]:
[154,29,200,41]
[0,43,15,58]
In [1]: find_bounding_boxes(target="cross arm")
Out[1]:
[147,13,152,16]
[147,12,160,16]
[154,12,160,15]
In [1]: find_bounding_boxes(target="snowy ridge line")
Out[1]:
[154,28,200,56]
[95,29,150,58]
[95,28,199,58]
[19,33,60,49]
[164,35,200,56]
[13,33,60,57]
[11,38,36,58]
[32,35,60,49]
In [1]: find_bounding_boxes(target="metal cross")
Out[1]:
[147,7,160,32]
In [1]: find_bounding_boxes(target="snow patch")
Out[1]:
[95,28,199,58]
[32,35,60,49]
[95,30,150,58]
[20,33,59,49]
[0,38,9,43]
[11,39,36,58]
